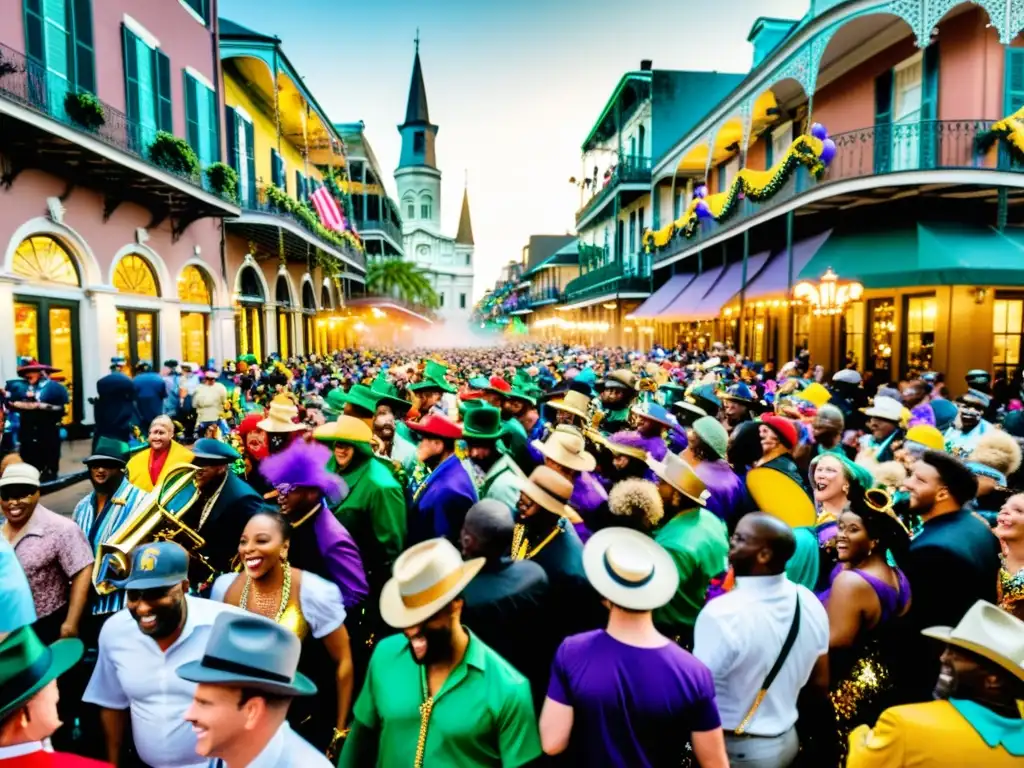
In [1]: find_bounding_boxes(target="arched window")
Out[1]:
[178,265,212,305]
[113,254,160,296]
[403,194,415,219]
[302,282,316,311]
[13,236,80,286]
[420,194,432,220]
[275,275,291,307]
[239,265,264,301]
[321,284,333,309]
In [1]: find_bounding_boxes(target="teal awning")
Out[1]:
[798,224,1024,289]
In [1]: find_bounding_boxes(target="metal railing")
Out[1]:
[525,286,564,306]
[564,255,652,302]
[359,217,403,244]
[0,42,226,199]
[654,118,1006,263]
[575,153,652,225]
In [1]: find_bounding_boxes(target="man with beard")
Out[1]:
[847,601,1024,767]
[595,370,637,433]
[370,376,417,472]
[857,395,905,464]
[83,542,242,768]
[338,537,541,767]
[72,438,148,620]
[405,414,478,546]
[718,382,758,436]
[896,451,1001,702]
[945,389,995,458]
[461,402,525,514]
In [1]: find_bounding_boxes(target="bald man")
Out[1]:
[693,513,830,766]
[460,500,551,699]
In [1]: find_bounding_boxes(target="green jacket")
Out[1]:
[500,416,532,471]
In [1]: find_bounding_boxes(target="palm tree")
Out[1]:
[365,257,439,309]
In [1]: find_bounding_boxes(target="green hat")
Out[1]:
[409,376,456,394]
[330,384,380,414]
[370,373,411,413]
[424,360,449,381]
[692,416,729,460]
[83,436,130,465]
[0,627,83,721]
[238,354,259,365]
[467,376,490,391]
[462,403,503,440]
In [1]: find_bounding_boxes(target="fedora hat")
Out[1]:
[0,627,83,721]
[547,390,591,421]
[0,462,40,490]
[16,358,59,376]
[520,465,575,518]
[314,416,374,456]
[647,451,710,507]
[532,425,596,473]
[83,436,130,466]
[406,413,463,440]
[596,369,636,392]
[583,527,679,611]
[380,538,485,629]
[257,400,305,434]
[176,612,316,696]
[861,395,903,423]
[922,600,1024,683]
[462,403,503,441]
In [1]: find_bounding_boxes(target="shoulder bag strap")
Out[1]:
[733,594,802,736]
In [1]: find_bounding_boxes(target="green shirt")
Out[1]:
[340,630,541,768]
[654,508,729,630]
[329,455,406,578]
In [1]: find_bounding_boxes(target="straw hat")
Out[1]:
[861,396,903,423]
[257,400,305,433]
[532,425,596,473]
[547,390,591,421]
[379,538,485,629]
[647,451,710,507]
[314,416,374,456]
[582,527,679,611]
[922,600,1024,683]
[520,465,575,518]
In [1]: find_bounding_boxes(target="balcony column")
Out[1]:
[739,229,750,357]
[264,304,280,356]
[84,289,121,423]
[362,164,368,232]
[785,210,795,362]
[210,306,237,366]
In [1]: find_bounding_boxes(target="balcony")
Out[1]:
[0,43,238,233]
[563,258,652,304]
[358,217,403,248]
[229,184,365,273]
[526,285,564,307]
[346,294,434,323]
[653,119,1012,265]
[575,154,652,228]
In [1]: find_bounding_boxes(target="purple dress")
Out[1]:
[571,471,608,543]
[693,460,746,528]
[305,503,369,608]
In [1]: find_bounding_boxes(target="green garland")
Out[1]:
[264,183,352,251]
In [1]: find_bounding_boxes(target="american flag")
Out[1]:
[310,186,345,232]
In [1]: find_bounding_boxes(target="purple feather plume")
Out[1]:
[259,440,349,503]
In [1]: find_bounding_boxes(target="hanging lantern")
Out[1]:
[792,267,863,316]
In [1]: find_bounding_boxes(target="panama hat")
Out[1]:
[177,612,315,696]
[861,395,903,422]
[0,462,41,489]
[547,390,591,421]
[314,416,374,456]
[532,426,596,472]
[256,400,305,434]
[0,627,83,721]
[582,527,679,611]
[922,600,1024,683]
[647,451,710,507]
[380,538,486,629]
[520,465,575,518]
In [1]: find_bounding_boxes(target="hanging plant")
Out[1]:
[149,131,199,179]
[64,91,105,131]
[205,162,239,202]
[0,54,21,78]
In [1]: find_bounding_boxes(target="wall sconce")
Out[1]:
[973,287,988,305]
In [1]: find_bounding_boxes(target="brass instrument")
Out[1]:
[92,465,211,595]
[510,523,527,561]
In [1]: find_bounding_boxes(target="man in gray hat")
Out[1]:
[178,612,330,767]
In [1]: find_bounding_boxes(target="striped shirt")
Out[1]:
[72,477,150,615]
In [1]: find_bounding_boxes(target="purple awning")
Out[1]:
[679,252,771,321]
[659,266,726,322]
[741,230,833,302]
[631,274,694,319]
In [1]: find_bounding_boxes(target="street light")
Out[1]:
[793,267,863,316]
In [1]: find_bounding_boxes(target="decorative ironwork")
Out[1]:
[113,254,160,297]
[564,258,652,303]
[178,265,212,305]
[775,47,815,101]
[1009,0,1024,44]
[922,0,1009,44]
[574,154,652,225]
[13,236,79,286]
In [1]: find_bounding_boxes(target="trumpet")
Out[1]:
[92,465,213,595]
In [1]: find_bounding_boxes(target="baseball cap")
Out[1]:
[112,541,190,590]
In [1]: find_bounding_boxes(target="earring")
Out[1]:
[843,485,849,494]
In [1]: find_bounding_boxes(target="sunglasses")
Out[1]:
[0,485,38,502]
[274,483,298,497]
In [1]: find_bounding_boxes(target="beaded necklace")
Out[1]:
[240,565,292,623]
[414,668,435,768]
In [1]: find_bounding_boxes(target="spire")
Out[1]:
[456,181,474,246]
[403,32,430,126]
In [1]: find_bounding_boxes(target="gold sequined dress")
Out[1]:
[998,555,1024,621]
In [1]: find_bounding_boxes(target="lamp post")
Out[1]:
[792,268,864,370]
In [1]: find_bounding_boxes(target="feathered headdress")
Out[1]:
[259,440,348,503]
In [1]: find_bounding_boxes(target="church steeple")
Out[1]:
[456,182,474,246]
[397,32,438,170]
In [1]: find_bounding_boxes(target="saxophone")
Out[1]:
[510,523,527,561]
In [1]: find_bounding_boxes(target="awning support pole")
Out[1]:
[740,229,749,356]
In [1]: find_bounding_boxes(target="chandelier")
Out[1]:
[793,268,863,316]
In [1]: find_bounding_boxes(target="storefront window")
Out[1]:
[113,254,160,296]
[904,295,937,375]
[993,296,1023,378]
[181,313,207,367]
[843,302,865,369]
[13,237,80,286]
[870,299,895,379]
[15,303,40,360]
[116,310,158,372]
[178,266,212,305]
[238,305,263,360]
[792,305,810,356]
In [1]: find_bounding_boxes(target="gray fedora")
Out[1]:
[176,612,316,697]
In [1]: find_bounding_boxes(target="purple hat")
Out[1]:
[606,430,649,461]
[259,441,348,503]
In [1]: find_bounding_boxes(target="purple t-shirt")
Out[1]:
[546,629,721,767]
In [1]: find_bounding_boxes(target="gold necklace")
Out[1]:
[414,669,435,768]
[240,565,292,623]
[523,526,562,560]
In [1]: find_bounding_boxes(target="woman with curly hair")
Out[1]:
[595,478,664,533]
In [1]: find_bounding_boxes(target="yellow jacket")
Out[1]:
[847,700,1023,768]
[126,441,194,493]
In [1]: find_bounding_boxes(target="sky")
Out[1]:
[219,0,811,299]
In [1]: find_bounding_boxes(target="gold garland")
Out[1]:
[240,564,292,623]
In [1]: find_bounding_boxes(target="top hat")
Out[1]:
[176,612,316,696]
[379,538,485,629]
[0,627,83,721]
[330,384,381,415]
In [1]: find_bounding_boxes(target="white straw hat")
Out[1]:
[532,426,596,473]
[257,401,305,433]
[922,600,1024,682]
[583,527,679,611]
[860,395,903,422]
[379,538,485,629]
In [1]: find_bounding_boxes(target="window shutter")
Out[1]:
[244,119,256,203]
[920,43,939,168]
[154,48,172,133]
[24,0,45,65]
[1004,48,1024,114]
[224,106,238,172]
[206,82,219,163]
[69,0,94,93]
[271,149,280,187]
[874,68,894,174]
[184,72,200,157]
[121,23,141,148]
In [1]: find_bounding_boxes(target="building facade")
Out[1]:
[394,42,474,324]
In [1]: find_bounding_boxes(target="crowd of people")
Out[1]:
[0,341,1022,767]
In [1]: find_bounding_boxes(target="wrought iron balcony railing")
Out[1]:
[525,286,564,307]
[564,256,652,302]
[654,118,1004,263]
[575,154,652,226]
[0,42,229,199]
[359,217,403,245]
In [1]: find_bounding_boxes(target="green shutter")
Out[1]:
[154,48,172,134]
[121,23,141,148]
[184,71,200,158]
[244,119,256,203]
[1004,48,1024,114]
[874,68,894,174]
[920,43,939,168]
[206,81,219,163]
[225,106,238,172]
[24,0,45,64]
[69,0,94,92]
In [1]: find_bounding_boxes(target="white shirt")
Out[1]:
[83,595,246,768]
[693,573,828,736]
[206,721,332,767]
[210,571,346,639]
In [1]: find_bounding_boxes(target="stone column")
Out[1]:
[0,276,18,385]
[84,288,120,423]
[161,301,183,365]
[263,304,279,357]
[211,307,237,364]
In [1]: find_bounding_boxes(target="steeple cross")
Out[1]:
[414,28,420,53]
